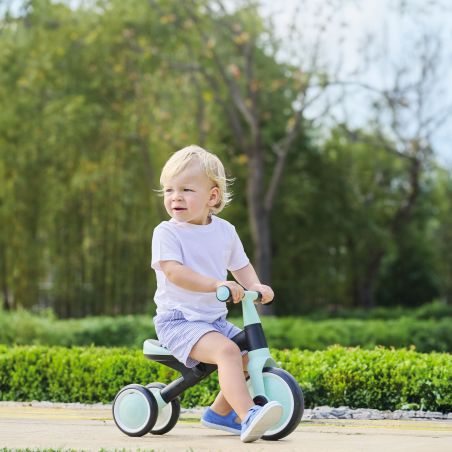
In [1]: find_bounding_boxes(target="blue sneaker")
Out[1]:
[201,407,241,435]
[240,402,283,443]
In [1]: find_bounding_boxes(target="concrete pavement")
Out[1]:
[0,403,451,451]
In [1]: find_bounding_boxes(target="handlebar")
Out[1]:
[216,285,263,303]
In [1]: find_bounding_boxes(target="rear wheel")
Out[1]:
[247,367,304,440]
[146,382,181,435]
[112,384,158,437]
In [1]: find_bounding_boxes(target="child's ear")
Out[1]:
[208,187,220,206]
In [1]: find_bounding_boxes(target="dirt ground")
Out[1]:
[0,403,451,451]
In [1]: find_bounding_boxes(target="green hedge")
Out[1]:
[1,308,451,352]
[0,310,147,348]
[0,345,450,412]
[304,300,452,320]
[257,316,452,352]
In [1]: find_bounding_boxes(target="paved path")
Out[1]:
[0,404,451,451]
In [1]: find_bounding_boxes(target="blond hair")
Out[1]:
[160,145,232,214]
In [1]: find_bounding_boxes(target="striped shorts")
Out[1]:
[153,309,243,368]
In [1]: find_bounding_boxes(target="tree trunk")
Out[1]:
[348,236,383,309]
[353,156,421,309]
[1,276,10,311]
[0,240,11,310]
[360,250,385,309]
[247,148,274,315]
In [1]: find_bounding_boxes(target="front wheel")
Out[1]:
[247,367,304,441]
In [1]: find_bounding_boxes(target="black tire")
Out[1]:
[247,367,304,441]
[112,384,158,437]
[146,382,181,435]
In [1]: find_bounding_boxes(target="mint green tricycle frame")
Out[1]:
[112,288,304,440]
[242,290,279,396]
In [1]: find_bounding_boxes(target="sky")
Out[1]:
[259,0,452,167]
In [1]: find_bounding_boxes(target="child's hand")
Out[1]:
[249,284,274,304]
[216,281,244,304]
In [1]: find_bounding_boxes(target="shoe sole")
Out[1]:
[201,418,241,435]
[240,402,283,443]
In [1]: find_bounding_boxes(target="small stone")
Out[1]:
[391,410,404,420]
[351,410,365,419]
[424,411,444,419]
[311,406,332,419]
[371,411,385,420]
[331,407,347,417]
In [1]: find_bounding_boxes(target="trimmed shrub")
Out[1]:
[276,347,452,412]
[258,316,452,353]
[305,300,452,320]
[0,345,450,412]
[0,310,155,347]
[1,309,451,352]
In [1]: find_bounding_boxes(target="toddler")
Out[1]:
[151,145,282,442]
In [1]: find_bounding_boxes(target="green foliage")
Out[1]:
[259,316,452,353]
[0,0,220,316]
[274,347,452,412]
[0,309,155,347]
[303,299,452,320]
[0,0,451,318]
[430,168,452,303]
[271,126,449,313]
[0,345,450,412]
[0,307,451,352]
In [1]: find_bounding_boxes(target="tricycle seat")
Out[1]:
[143,339,173,356]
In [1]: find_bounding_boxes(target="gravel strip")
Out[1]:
[1,401,450,421]
[303,405,452,421]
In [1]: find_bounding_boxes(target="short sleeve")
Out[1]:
[227,226,250,271]
[151,224,183,270]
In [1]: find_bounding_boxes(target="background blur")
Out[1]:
[1,0,451,319]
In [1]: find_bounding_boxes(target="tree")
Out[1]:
[430,168,452,304]
[0,0,223,315]
[1,0,450,316]
[326,0,452,307]
[154,0,346,313]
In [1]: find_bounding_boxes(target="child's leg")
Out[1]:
[210,354,249,418]
[189,332,253,421]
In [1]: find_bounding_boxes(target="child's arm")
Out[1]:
[159,260,244,302]
[231,263,274,304]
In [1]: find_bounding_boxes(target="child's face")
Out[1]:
[162,161,220,225]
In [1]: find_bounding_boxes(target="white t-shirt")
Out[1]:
[151,215,250,322]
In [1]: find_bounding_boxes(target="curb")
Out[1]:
[1,401,450,421]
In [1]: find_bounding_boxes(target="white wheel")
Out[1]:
[146,382,180,435]
[112,384,158,437]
